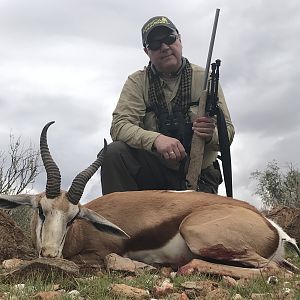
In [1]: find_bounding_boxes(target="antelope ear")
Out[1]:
[78,207,130,238]
[0,194,36,209]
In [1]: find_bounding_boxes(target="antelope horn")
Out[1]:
[40,121,61,199]
[67,139,107,205]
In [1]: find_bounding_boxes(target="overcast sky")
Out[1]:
[0,0,299,208]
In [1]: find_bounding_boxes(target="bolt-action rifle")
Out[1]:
[186,8,233,197]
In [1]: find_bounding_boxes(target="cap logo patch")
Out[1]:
[143,17,170,34]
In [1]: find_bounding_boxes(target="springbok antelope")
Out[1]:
[0,121,299,278]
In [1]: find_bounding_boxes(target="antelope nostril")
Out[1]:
[40,247,59,258]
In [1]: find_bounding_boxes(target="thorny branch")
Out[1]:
[0,134,41,195]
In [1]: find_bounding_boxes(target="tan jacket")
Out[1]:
[110,62,235,170]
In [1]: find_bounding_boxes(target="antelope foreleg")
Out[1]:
[177,258,291,279]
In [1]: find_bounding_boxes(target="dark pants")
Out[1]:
[101,141,222,195]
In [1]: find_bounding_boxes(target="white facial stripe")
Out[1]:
[35,194,80,258]
[41,210,68,257]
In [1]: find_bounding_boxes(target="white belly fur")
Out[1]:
[124,232,196,266]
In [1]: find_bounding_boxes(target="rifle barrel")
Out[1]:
[203,8,220,90]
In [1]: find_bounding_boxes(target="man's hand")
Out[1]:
[153,135,186,161]
[192,116,215,142]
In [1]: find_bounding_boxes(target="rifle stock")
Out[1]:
[186,8,220,190]
[186,89,207,190]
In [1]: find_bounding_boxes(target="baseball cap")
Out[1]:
[141,16,178,47]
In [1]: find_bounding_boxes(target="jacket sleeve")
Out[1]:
[110,71,160,151]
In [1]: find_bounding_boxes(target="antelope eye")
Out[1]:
[38,206,45,222]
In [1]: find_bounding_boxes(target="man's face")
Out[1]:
[144,27,182,74]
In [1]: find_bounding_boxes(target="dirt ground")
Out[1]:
[0,210,36,262]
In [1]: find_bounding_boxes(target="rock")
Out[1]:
[267,275,278,284]
[222,276,238,288]
[181,280,219,297]
[279,287,294,299]
[2,258,24,270]
[68,289,83,299]
[110,283,150,299]
[105,253,156,274]
[160,266,173,277]
[168,292,189,300]
[232,294,244,300]
[283,281,291,287]
[1,257,79,279]
[152,278,174,297]
[13,283,25,290]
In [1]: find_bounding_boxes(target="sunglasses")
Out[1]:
[146,34,178,51]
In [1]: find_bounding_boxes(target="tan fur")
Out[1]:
[1,189,295,278]
[62,190,279,267]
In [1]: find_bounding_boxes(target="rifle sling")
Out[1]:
[217,108,233,197]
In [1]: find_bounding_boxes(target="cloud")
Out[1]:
[0,0,299,208]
